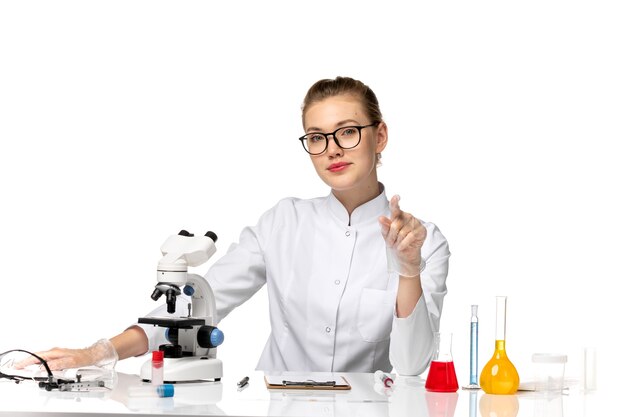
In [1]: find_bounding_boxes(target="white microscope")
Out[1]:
[138,230,224,383]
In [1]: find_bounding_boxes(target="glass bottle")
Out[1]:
[425,332,459,392]
[480,296,519,394]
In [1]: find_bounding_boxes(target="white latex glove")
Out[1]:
[379,195,427,277]
[14,339,118,371]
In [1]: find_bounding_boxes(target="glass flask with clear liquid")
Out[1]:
[425,332,459,392]
[480,296,519,394]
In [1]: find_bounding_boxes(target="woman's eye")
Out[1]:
[340,128,357,136]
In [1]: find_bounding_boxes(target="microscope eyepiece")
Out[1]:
[205,231,218,242]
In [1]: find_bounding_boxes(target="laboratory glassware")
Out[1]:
[583,347,596,391]
[479,296,519,394]
[467,304,480,388]
[532,353,567,391]
[425,332,459,392]
[151,350,164,385]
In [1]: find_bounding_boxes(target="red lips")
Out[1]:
[328,162,351,172]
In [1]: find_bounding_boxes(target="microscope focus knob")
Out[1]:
[197,325,224,348]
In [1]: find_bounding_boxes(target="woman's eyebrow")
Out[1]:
[306,119,361,133]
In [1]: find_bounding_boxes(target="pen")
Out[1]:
[237,376,250,389]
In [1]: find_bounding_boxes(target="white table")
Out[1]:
[0,370,613,416]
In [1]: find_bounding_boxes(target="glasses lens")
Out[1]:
[304,133,327,155]
[335,127,361,149]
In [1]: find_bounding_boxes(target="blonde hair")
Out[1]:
[301,76,383,126]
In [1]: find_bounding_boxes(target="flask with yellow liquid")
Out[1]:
[480,296,519,394]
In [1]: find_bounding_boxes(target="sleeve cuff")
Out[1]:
[390,294,434,376]
[394,293,428,323]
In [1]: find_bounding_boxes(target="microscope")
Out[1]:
[138,230,224,382]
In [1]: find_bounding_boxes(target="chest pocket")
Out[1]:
[357,287,395,343]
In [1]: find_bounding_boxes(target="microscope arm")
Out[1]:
[185,273,219,327]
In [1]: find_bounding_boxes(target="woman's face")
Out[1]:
[303,94,387,193]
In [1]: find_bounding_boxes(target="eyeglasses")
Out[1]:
[298,122,379,155]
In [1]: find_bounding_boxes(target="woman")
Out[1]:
[18,76,450,375]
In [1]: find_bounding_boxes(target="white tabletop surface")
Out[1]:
[0,366,614,417]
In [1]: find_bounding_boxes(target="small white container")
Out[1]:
[532,353,567,392]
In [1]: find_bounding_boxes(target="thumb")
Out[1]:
[13,355,41,370]
[379,216,391,236]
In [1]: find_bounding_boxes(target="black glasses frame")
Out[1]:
[298,122,379,155]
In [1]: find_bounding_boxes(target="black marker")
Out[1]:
[237,376,250,389]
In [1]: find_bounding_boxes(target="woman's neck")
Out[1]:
[332,180,382,216]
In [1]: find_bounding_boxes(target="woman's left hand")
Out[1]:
[378,195,427,277]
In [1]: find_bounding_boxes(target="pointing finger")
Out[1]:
[390,195,402,219]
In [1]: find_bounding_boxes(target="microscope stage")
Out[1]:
[138,316,205,328]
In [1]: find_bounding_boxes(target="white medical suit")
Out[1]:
[139,185,450,375]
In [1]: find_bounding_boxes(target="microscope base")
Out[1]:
[140,356,223,383]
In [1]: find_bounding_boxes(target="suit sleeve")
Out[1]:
[204,223,267,323]
[389,222,450,375]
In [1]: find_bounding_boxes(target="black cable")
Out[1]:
[0,349,53,383]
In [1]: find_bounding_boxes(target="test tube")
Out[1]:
[583,347,597,391]
[151,350,164,385]
[128,384,175,398]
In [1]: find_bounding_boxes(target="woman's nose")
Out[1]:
[326,136,344,156]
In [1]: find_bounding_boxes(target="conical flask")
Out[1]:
[480,296,519,394]
[425,332,459,392]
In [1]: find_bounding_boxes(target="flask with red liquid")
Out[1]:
[425,332,459,392]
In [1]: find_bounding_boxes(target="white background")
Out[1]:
[1,0,624,394]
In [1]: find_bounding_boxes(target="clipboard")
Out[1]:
[264,374,351,390]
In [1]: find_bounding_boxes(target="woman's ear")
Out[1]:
[375,121,388,153]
